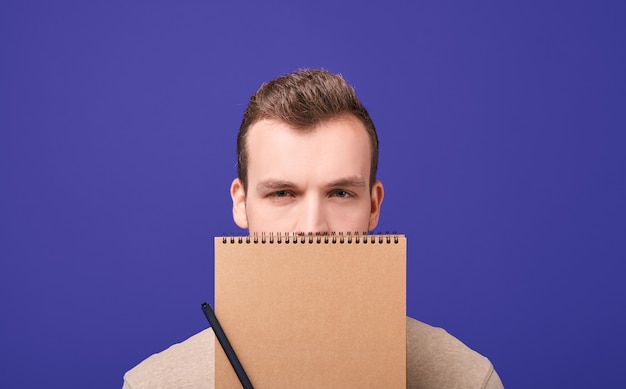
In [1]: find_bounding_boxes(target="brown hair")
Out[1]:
[236,69,379,191]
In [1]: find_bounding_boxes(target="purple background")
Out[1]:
[1,1,625,388]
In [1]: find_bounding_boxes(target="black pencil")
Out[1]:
[201,302,254,389]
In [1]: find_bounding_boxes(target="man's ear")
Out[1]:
[368,180,384,230]
[230,178,248,229]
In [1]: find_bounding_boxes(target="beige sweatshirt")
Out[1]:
[123,317,503,389]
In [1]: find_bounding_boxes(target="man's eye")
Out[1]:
[332,190,352,198]
[272,190,291,197]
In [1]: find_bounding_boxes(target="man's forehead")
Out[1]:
[244,116,372,185]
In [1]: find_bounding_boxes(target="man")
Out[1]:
[123,69,504,388]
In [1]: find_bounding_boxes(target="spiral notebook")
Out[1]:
[214,234,406,388]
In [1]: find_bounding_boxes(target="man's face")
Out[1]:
[231,116,384,235]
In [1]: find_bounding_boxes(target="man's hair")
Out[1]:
[236,68,379,191]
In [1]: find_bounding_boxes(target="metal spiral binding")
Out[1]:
[222,232,400,244]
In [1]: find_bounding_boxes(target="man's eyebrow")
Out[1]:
[256,180,297,193]
[326,177,367,189]
[255,177,367,194]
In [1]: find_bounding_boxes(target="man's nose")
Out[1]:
[295,197,330,235]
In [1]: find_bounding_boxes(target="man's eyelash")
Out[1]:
[270,190,293,197]
[331,190,354,198]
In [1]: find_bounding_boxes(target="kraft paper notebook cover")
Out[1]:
[214,234,406,388]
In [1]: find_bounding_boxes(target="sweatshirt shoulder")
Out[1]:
[123,328,215,389]
[407,317,503,389]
